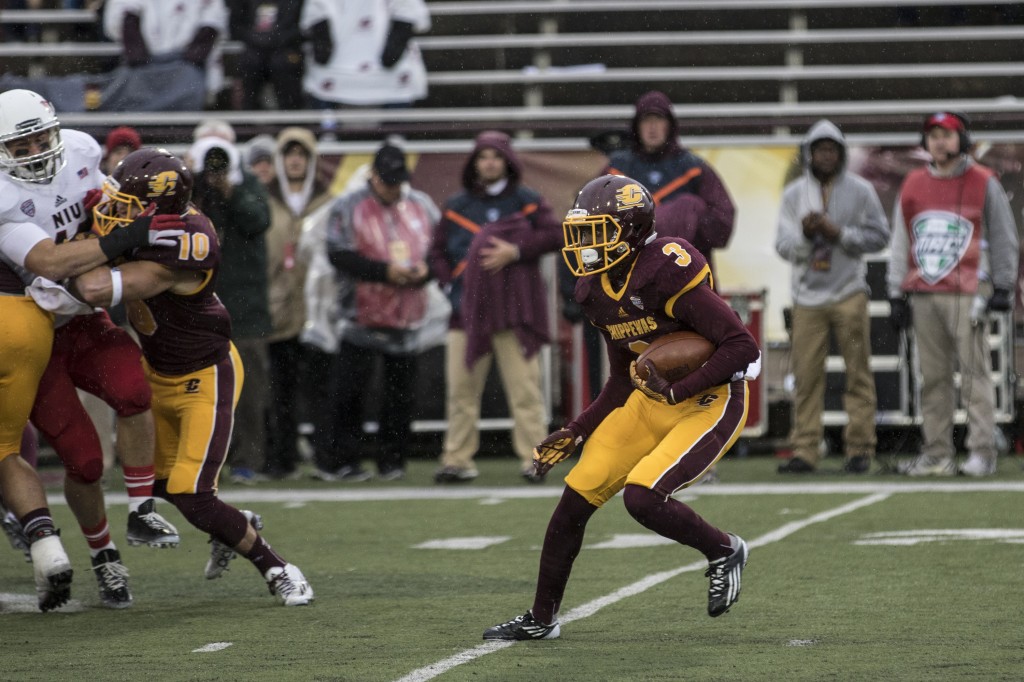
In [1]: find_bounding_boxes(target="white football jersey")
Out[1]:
[0,128,104,271]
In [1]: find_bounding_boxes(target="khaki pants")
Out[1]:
[790,291,877,465]
[910,292,996,460]
[440,329,547,472]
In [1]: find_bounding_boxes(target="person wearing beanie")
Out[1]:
[428,131,563,484]
[605,90,736,283]
[102,126,142,174]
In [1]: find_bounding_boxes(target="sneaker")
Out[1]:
[434,466,479,484]
[30,532,73,612]
[265,563,314,606]
[777,457,815,474]
[1,507,32,562]
[483,610,560,641]
[336,465,373,482]
[229,467,261,485]
[126,499,180,548]
[898,455,955,477]
[205,510,264,580]
[706,533,748,618]
[91,548,132,609]
[843,455,872,474]
[959,453,997,477]
[378,468,405,482]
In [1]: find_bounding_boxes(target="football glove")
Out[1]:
[533,427,583,476]
[888,297,911,330]
[629,359,675,404]
[97,208,186,259]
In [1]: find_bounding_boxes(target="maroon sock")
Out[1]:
[531,488,598,625]
[622,484,732,561]
[21,508,56,542]
[244,536,287,576]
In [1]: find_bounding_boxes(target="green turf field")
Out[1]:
[4,454,1024,681]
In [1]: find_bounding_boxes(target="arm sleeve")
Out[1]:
[427,217,454,285]
[380,20,414,68]
[774,185,813,263]
[329,250,389,282]
[120,12,150,65]
[0,221,50,267]
[837,179,890,256]
[983,176,1020,291]
[225,181,271,237]
[308,20,333,65]
[887,199,909,298]
[183,26,219,66]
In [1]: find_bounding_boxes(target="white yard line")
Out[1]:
[392,492,890,682]
[51,481,1024,506]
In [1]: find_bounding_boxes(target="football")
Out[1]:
[635,331,715,382]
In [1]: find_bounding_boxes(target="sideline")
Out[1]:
[392,492,890,682]
[51,480,1024,506]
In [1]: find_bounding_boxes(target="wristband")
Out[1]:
[109,268,123,307]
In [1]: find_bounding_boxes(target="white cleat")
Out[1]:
[265,563,314,606]
[205,510,263,580]
[30,534,73,612]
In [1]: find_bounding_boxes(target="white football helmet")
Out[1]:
[0,89,66,183]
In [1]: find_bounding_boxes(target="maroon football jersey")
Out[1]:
[126,210,232,376]
[573,237,758,422]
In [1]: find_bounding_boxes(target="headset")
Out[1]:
[920,111,972,155]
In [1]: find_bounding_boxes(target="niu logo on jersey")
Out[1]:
[147,171,179,200]
[184,379,202,394]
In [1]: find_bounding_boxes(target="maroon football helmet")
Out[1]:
[562,174,656,276]
[93,148,193,235]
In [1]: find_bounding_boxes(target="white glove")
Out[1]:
[731,351,762,382]
[26,276,94,315]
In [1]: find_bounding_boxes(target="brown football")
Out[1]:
[635,331,715,382]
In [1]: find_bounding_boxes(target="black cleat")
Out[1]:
[92,548,132,609]
[127,499,180,548]
[777,457,815,474]
[483,611,560,641]
[706,534,748,617]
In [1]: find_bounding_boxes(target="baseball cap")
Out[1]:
[373,144,410,185]
[923,112,965,133]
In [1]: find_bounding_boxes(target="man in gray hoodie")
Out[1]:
[775,120,890,474]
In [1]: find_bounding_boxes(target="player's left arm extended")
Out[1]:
[70,260,203,307]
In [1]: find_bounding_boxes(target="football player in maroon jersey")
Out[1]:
[485,174,760,641]
[69,148,314,606]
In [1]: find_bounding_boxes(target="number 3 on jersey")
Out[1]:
[177,232,211,261]
[662,242,692,267]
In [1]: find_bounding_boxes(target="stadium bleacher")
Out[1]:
[1,0,1023,146]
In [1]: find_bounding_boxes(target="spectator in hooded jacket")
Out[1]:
[102,126,142,175]
[605,90,736,283]
[260,127,334,479]
[774,119,890,475]
[428,131,563,484]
